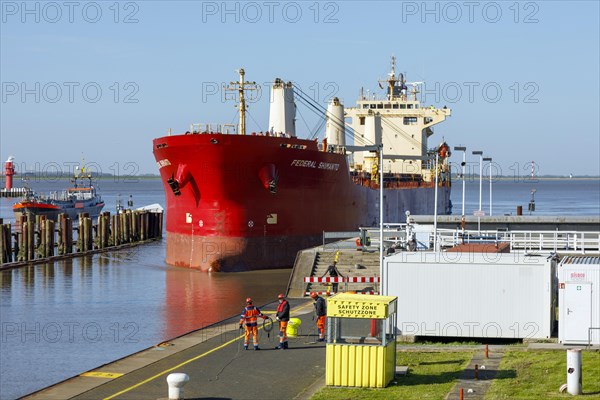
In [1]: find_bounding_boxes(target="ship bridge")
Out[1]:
[345,57,451,180]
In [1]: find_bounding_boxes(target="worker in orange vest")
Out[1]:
[310,292,327,342]
[239,297,267,350]
[275,293,290,349]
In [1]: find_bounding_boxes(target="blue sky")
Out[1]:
[1,1,599,176]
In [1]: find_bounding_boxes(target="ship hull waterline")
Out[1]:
[154,134,451,272]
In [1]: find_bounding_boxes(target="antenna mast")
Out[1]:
[226,68,258,135]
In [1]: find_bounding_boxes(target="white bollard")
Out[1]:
[167,373,190,400]
[567,349,582,395]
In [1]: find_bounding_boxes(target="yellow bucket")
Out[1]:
[286,318,302,337]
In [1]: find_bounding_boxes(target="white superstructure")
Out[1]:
[346,56,451,180]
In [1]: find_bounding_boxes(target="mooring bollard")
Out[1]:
[166,373,189,400]
[459,388,464,400]
[567,349,582,395]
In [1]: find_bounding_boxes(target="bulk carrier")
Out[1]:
[153,58,452,271]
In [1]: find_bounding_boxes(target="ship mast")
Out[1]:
[378,55,407,101]
[226,68,257,135]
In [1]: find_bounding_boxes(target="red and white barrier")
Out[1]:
[345,277,380,283]
[303,276,380,283]
[303,277,345,283]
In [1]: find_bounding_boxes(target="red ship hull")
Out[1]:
[153,133,450,272]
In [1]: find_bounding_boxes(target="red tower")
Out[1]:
[4,156,15,190]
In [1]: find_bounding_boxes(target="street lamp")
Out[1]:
[472,151,483,212]
[483,157,492,216]
[472,150,483,232]
[454,146,467,217]
[433,151,439,251]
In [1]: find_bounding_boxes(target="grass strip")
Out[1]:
[311,350,473,400]
[485,349,600,399]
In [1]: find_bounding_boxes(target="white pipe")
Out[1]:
[566,349,582,395]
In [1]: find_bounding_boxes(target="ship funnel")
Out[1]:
[325,97,345,147]
[268,79,296,137]
[364,111,382,146]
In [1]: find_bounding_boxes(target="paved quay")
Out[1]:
[25,299,326,400]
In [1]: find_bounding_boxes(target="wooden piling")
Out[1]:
[111,214,119,246]
[124,211,131,243]
[1,225,5,263]
[21,221,29,261]
[58,214,65,255]
[0,224,11,263]
[28,220,35,260]
[39,219,47,258]
[86,217,93,251]
[132,211,139,241]
[140,211,147,241]
[1,209,162,268]
[12,231,20,261]
[66,217,73,254]
[157,211,163,238]
[103,212,110,248]
[46,220,55,258]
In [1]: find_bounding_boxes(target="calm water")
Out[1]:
[1,177,599,399]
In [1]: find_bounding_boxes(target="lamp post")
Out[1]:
[472,151,483,211]
[379,143,384,295]
[472,150,483,232]
[433,151,439,251]
[454,146,467,217]
[483,157,492,216]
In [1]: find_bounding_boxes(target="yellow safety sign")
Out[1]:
[327,293,396,319]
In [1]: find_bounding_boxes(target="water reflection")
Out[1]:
[0,241,291,400]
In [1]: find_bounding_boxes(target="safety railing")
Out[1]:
[435,229,600,254]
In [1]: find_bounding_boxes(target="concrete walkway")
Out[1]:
[25,299,326,400]
[445,349,504,400]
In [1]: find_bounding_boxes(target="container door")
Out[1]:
[564,282,592,343]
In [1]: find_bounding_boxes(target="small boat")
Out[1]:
[13,166,105,221]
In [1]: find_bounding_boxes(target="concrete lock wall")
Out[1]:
[385,252,556,339]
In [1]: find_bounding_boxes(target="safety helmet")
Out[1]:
[278,294,285,299]
[310,292,318,299]
[246,297,252,304]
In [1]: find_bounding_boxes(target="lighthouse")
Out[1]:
[4,156,15,190]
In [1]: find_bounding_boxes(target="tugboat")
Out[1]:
[13,165,105,221]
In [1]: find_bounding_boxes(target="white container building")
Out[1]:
[558,255,600,345]
[385,252,557,339]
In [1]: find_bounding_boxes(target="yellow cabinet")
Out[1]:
[325,293,398,388]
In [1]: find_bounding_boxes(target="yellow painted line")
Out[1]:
[103,301,313,400]
[81,372,124,379]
